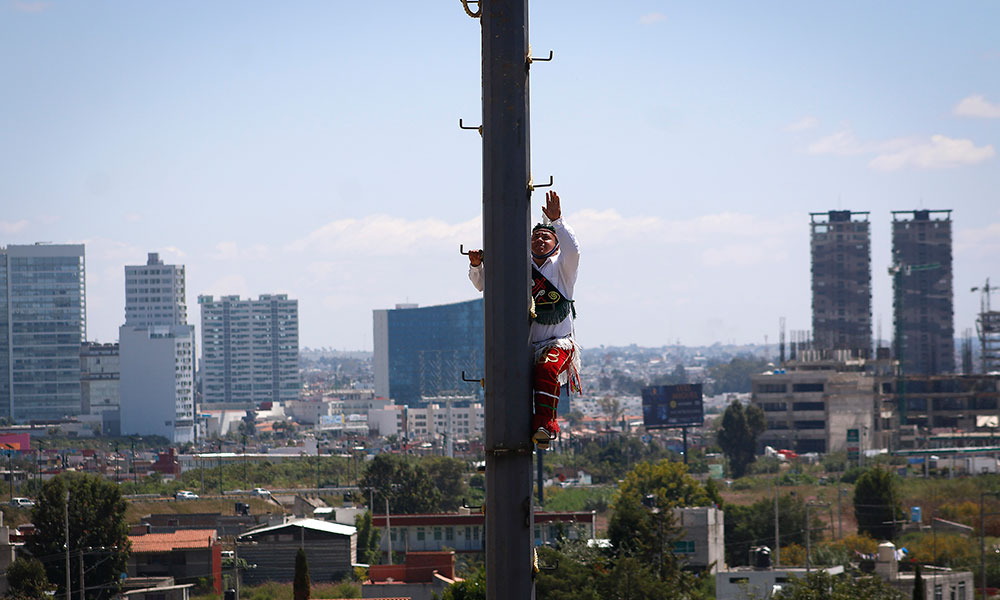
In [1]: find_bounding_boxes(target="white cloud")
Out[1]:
[807,129,994,170]
[202,274,251,298]
[639,13,667,25]
[785,116,819,132]
[953,94,1000,119]
[0,220,28,234]
[807,130,867,156]
[124,213,143,222]
[956,222,1000,259]
[285,214,480,257]
[869,135,995,171]
[569,209,797,267]
[209,241,270,261]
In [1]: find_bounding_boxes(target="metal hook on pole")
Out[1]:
[527,50,554,64]
[461,371,485,388]
[528,176,554,192]
[459,0,480,18]
[459,245,471,256]
[459,119,483,136]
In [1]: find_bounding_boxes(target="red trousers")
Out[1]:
[532,346,573,434]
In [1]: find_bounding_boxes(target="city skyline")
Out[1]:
[2,2,997,351]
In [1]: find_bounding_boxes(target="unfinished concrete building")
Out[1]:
[891,210,954,375]
[810,211,872,358]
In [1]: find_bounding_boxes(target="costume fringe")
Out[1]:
[533,336,583,394]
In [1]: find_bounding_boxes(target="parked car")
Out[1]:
[251,487,271,498]
[9,497,34,508]
[174,490,199,500]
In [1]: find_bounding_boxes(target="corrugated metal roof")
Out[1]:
[239,518,356,538]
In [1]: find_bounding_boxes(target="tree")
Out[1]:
[724,493,820,567]
[26,474,130,600]
[437,565,485,600]
[293,548,310,600]
[5,557,52,600]
[716,400,765,478]
[597,396,624,427]
[773,570,903,600]
[354,511,381,566]
[608,460,712,583]
[853,467,904,541]
[359,454,442,514]
[423,457,469,512]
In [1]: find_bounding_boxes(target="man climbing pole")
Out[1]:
[468,190,581,450]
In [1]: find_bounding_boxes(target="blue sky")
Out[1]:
[2,1,998,351]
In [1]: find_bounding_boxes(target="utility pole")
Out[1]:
[385,497,392,566]
[805,500,830,572]
[79,549,84,600]
[773,476,780,566]
[480,0,535,597]
[64,490,71,600]
[233,540,240,600]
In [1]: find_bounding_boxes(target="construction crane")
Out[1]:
[972,279,1000,373]
[888,260,941,425]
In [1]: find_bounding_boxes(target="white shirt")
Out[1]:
[468,217,580,344]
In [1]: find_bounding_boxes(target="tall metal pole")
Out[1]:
[64,490,71,600]
[481,0,535,598]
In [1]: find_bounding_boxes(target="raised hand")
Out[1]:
[542,191,561,222]
[469,249,483,267]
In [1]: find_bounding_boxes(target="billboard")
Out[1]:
[641,384,704,429]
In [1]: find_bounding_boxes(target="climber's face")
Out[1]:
[531,229,557,257]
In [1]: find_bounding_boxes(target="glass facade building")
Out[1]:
[373,299,484,406]
[0,244,86,421]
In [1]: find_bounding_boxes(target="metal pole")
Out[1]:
[805,502,811,572]
[982,493,987,600]
[385,497,392,566]
[682,427,688,465]
[64,489,71,600]
[837,488,844,539]
[78,550,84,600]
[537,449,544,505]
[481,0,534,597]
[773,476,780,566]
[233,539,240,600]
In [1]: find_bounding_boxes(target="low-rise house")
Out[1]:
[127,529,222,593]
[364,551,457,600]
[237,518,357,584]
[370,510,596,555]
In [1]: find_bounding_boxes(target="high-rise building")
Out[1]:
[198,294,300,406]
[119,324,196,443]
[81,341,120,434]
[810,211,872,358]
[120,252,195,443]
[373,299,484,406]
[0,244,86,422]
[124,252,187,327]
[891,210,955,375]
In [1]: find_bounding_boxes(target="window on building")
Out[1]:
[792,401,825,411]
[672,540,695,554]
[757,384,786,394]
[446,527,454,541]
[762,402,785,412]
[434,527,442,541]
[416,527,425,541]
[792,383,824,393]
[934,584,942,600]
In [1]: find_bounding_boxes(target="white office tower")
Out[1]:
[199,294,300,406]
[119,252,195,443]
[0,244,86,422]
[125,253,187,327]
